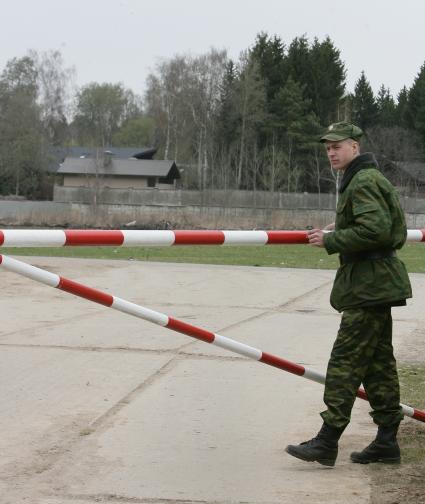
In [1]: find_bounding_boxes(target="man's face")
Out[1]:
[325,139,359,171]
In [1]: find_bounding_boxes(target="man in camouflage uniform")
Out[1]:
[285,122,412,467]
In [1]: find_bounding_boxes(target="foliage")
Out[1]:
[0,56,46,197]
[72,82,142,147]
[0,41,425,200]
[112,116,155,147]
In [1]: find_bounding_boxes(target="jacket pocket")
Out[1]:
[335,200,348,229]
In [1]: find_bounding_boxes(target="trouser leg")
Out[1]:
[320,307,390,429]
[362,309,403,426]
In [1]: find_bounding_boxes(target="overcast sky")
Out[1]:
[1,0,424,99]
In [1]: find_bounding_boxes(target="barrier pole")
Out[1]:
[0,229,424,247]
[1,253,424,424]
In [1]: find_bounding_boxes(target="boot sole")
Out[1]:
[285,446,336,467]
[350,456,401,464]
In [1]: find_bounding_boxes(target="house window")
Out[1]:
[147,177,156,187]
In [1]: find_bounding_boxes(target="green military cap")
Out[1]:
[319,121,363,142]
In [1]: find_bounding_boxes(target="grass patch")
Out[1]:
[370,365,425,504]
[1,242,424,272]
[399,365,425,413]
[399,365,425,462]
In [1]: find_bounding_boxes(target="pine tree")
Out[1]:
[215,60,238,150]
[406,62,425,143]
[395,86,409,128]
[308,36,346,124]
[285,36,311,97]
[271,77,321,191]
[376,85,397,127]
[351,71,378,130]
[250,32,287,109]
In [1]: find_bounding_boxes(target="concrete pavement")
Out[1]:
[0,256,423,504]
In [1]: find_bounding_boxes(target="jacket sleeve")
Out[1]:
[324,178,392,255]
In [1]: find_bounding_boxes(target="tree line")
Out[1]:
[0,34,424,199]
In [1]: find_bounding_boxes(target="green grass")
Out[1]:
[1,241,425,272]
[399,365,425,416]
[398,365,425,464]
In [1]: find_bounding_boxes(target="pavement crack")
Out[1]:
[88,355,181,432]
[0,309,104,341]
[218,278,333,333]
[55,493,267,503]
[275,278,334,312]
[0,342,177,355]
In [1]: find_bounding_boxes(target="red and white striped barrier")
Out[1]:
[0,229,308,246]
[1,228,424,247]
[1,253,424,424]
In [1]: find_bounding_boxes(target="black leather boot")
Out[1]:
[285,423,344,467]
[350,423,401,464]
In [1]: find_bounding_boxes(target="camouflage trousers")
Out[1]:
[321,306,404,429]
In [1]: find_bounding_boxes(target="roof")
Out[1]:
[48,146,158,173]
[63,146,156,160]
[57,158,180,179]
[395,161,425,183]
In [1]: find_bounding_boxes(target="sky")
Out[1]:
[0,0,424,99]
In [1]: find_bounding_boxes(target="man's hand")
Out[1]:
[307,228,325,247]
[324,222,335,231]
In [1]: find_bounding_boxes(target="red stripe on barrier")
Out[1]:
[173,230,225,245]
[167,317,215,343]
[266,231,309,244]
[260,352,305,375]
[413,408,425,422]
[64,230,124,246]
[0,231,4,246]
[0,254,3,264]
[356,389,368,400]
[57,277,114,306]
[422,230,425,242]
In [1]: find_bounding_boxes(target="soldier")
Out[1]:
[285,122,412,467]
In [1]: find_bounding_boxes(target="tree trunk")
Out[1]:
[237,91,248,189]
[164,102,171,160]
[197,128,203,189]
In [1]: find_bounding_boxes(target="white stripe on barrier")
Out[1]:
[122,230,175,247]
[111,297,169,326]
[1,255,60,287]
[303,368,326,384]
[401,404,415,418]
[223,230,268,245]
[407,229,423,242]
[213,334,262,360]
[3,229,66,247]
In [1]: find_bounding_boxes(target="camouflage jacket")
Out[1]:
[323,153,412,312]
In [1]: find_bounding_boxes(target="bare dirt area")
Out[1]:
[0,256,424,504]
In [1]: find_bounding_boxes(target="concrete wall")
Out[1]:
[54,186,339,209]
[53,186,425,214]
[1,200,425,230]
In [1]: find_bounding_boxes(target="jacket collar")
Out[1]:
[339,152,379,193]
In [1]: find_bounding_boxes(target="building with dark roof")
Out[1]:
[54,148,180,197]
